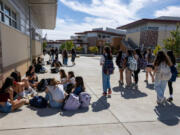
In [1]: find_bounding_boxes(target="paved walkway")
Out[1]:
[0,55,180,135]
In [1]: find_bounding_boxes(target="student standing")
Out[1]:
[71,48,76,65]
[100,46,114,96]
[154,51,172,105]
[116,50,125,85]
[167,51,178,102]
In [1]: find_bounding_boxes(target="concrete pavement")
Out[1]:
[0,55,180,135]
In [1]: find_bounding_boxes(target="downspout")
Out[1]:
[29,6,32,64]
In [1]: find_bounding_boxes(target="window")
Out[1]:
[0,2,18,29]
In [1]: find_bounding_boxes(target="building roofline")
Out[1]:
[117,18,180,29]
[75,30,125,36]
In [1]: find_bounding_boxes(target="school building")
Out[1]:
[0,0,57,86]
[117,16,180,50]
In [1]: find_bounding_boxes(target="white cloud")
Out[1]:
[155,6,180,17]
[43,0,160,40]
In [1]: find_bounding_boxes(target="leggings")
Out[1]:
[134,68,140,84]
[168,81,173,95]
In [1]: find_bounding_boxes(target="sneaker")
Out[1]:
[108,89,112,95]
[103,92,107,96]
[167,97,173,102]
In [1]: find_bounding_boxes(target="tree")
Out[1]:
[164,24,180,56]
[88,46,98,54]
[153,45,162,55]
[43,42,47,49]
[60,41,75,51]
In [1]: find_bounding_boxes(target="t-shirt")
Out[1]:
[73,86,83,96]
[61,77,67,84]
[69,77,75,85]
[100,55,105,65]
[47,85,65,101]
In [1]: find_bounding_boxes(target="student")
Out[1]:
[59,69,67,88]
[167,51,178,102]
[71,48,76,65]
[67,71,76,85]
[100,46,113,96]
[116,50,125,85]
[62,49,68,66]
[145,48,155,83]
[26,65,39,88]
[72,76,85,96]
[45,78,66,108]
[124,50,134,88]
[154,51,172,104]
[55,48,59,60]
[133,49,142,87]
[0,77,27,113]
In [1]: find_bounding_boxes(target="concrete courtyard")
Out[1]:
[0,55,180,135]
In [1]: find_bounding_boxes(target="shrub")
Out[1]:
[88,46,98,54]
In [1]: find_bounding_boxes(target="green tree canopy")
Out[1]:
[60,41,75,51]
[164,24,180,56]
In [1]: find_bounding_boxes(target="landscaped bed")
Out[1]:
[177,63,180,77]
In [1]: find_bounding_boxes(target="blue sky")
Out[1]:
[43,0,180,40]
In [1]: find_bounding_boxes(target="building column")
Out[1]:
[0,24,3,86]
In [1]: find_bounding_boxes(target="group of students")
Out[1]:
[48,48,77,66]
[101,46,178,105]
[0,62,85,113]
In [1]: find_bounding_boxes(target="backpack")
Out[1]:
[51,68,59,73]
[103,56,115,75]
[79,92,91,108]
[30,96,47,108]
[127,56,137,71]
[47,61,52,65]
[138,58,147,69]
[37,79,50,92]
[63,94,81,111]
[158,63,172,80]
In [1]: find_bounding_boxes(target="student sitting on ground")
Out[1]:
[0,77,27,113]
[26,65,39,88]
[11,71,36,98]
[45,78,66,108]
[59,69,68,88]
[66,71,76,94]
[72,76,85,96]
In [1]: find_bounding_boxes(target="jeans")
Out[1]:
[0,102,12,113]
[51,55,55,61]
[102,71,111,93]
[168,81,173,95]
[134,68,140,84]
[154,80,167,101]
[63,58,68,65]
[45,92,62,108]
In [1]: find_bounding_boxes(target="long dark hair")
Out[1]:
[75,76,85,92]
[10,71,21,82]
[104,46,112,60]
[127,50,133,57]
[71,48,76,54]
[117,50,122,60]
[135,49,142,59]
[167,51,176,65]
[68,71,75,78]
[59,69,67,78]
[63,49,68,58]
[154,51,172,67]
[1,77,14,93]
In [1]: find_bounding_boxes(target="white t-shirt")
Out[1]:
[60,77,67,84]
[69,77,75,85]
[100,55,105,65]
[47,84,65,101]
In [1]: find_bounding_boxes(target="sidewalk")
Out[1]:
[0,55,180,135]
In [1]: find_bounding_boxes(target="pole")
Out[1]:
[29,6,32,64]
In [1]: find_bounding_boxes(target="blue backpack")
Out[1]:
[103,55,115,75]
[30,96,47,108]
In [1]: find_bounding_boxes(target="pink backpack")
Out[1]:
[79,92,91,108]
[63,94,81,111]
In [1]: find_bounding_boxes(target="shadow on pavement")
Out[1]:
[113,85,147,99]
[0,113,8,119]
[92,96,110,112]
[60,108,89,117]
[27,106,60,117]
[154,102,180,126]
[146,82,155,90]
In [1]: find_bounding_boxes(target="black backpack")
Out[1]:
[30,96,47,108]
[51,68,59,73]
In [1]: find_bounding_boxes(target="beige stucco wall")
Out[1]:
[0,23,30,68]
[126,32,140,46]
[32,40,42,58]
[158,31,171,46]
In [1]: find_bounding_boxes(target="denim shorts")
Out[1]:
[0,102,12,113]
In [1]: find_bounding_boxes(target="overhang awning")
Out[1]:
[28,0,57,29]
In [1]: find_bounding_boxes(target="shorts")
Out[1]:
[146,64,154,70]
[0,102,12,113]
